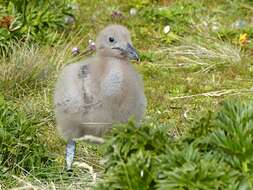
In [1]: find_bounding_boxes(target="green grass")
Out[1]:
[1,0,253,189]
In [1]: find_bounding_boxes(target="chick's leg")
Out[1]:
[66,139,76,171]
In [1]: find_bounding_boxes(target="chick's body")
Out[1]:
[54,45,146,140]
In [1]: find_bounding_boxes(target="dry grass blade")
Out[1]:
[11,176,39,190]
[73,162,97,183]
[168,89,253,100]
[154,38,241,69]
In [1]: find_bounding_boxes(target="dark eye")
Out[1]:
[109,37,115,43]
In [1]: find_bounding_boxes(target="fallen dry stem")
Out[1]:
[168,89,253,100]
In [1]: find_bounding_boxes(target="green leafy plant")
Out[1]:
[157,146,237,190]
[209,101,253,172]
[100,121,170,169]
[0,0,75,54]
[95,121,170,190]
[95,100,253,190]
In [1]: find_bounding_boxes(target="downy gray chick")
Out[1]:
[54,25,146,171]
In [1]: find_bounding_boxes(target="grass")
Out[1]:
[1,0,253,189]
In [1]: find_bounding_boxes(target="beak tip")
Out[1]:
[126,43,140,62]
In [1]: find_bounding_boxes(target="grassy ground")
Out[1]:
[1,0,253,189]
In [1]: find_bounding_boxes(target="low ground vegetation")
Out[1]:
[1,0,253,189]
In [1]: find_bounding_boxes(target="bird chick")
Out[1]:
[54,25,147,171]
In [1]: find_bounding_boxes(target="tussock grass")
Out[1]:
[166,42,241,66]
[0,41,75,98]
[0,96,54,188]
[0,35,99,189]
[152,36,241,71]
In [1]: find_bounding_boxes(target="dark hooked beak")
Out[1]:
[126,43,140,61]
[112,43,140,61]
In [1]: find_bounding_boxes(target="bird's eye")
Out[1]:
[109,37,115,43]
